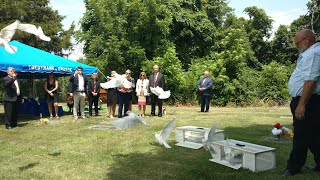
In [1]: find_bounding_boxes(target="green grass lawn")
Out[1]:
[0,104,318,180]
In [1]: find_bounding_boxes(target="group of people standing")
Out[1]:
[106,65,165,118]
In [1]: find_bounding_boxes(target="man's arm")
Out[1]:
[205,78,213,89]
[3,77,15,87]
[295,80,316,120]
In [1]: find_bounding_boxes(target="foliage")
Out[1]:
[77,0,316,106]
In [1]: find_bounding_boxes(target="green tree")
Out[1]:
[243,6,273,66]
[0,0,74,55]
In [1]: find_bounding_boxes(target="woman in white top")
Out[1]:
[136,71,149,117]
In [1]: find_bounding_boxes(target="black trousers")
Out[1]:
[151,94,163,115]
[4,101,18,128]
[88,94,99,115]
[118,92,130,117]
[200,95,210,112]
[287,95,320,173]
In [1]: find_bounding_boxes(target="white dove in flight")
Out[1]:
[101,73,132,89]
[111,111,149,129]
[150,86,171,99]
[0,20,51,54]
[155,118,176,148]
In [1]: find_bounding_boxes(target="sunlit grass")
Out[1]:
[0,104,317,179]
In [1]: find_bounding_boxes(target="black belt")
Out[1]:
[292,94,320,100]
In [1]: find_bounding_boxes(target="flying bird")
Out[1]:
[0,20,51,54]
[202,123,218,155]
[111,111,149,129]
[155,118,176,148]
[101,73,132,89]
[150,86,171,99]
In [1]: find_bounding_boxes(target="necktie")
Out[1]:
[93,81,96,93]
[153,74,157,87]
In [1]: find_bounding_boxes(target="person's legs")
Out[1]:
[123,93,130,115]
[48,102,53,118]
[88,95,93,116]
[306,96,320,167]
[112,103,116,117]
[205,96,210,112]
[118,92,124,117]
[157,96,163,117]
[73,92,80,118]
[151,94,156,115]
[143,105,146,116]
[80,94,85,118]
[138,105,142,115]
[11,101,18,127]
[94,96,99,115]
[200,95,205,112]
[285,98,308,174]
[4,101,13,128]
[54,102,59,118]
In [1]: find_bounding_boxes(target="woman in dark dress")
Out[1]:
[44,73,59,118]
[107,71,117,118]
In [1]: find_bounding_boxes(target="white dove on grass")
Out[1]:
[0,20,51,54]
[202,123,217,155]
[101,73,132,89]
[150,86,170,99]
[111,111,149,129]
[155,118,176,148]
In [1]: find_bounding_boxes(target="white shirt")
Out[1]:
[78,74,85,91]
[14,80,20,96]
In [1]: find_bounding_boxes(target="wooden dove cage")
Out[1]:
[175,126,225,149]
[210,139,276,172]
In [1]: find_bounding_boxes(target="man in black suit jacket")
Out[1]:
[69,66,88,119]
[88,73,100,116]
[2,67,21,129]
[197,71,214,112]
[149,65,165,117]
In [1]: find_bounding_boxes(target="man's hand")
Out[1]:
[295,103,306,120]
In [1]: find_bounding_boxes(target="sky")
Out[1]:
[49,0,311,60]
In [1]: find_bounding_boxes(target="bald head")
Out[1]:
[153,65,159,73]
[204,71,209,77]
[294,29,317,52]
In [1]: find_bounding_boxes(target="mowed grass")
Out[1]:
[0,104,318,180]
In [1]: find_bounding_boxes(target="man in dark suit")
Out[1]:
[88,73,100,116]
[149,65,165,117]
[69,66,88,119]
[2,67,21,129]
[197,71,213,112]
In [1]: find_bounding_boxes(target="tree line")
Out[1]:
[1,0,319,106]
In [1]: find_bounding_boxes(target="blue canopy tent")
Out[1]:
[0,41,97,78]
[0,41,98,116]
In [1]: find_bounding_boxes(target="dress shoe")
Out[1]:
[158,113,162,117]
[306,165,320,171]
[150,113,156,117]
[281,169,296,177]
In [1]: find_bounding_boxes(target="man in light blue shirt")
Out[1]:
[283,29,320,176]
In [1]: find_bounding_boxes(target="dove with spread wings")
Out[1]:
[0,20,51,54]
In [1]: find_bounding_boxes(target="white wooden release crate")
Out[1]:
[210,139,276,172]
[175,126,225,149]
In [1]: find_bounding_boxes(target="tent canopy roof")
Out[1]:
[0,41,97,78]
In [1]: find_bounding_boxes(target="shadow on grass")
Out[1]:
[0,113,39,125]
[105,124,319,180]
[19,162,40,171]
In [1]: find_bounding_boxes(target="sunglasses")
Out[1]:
[140,74,145,76]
